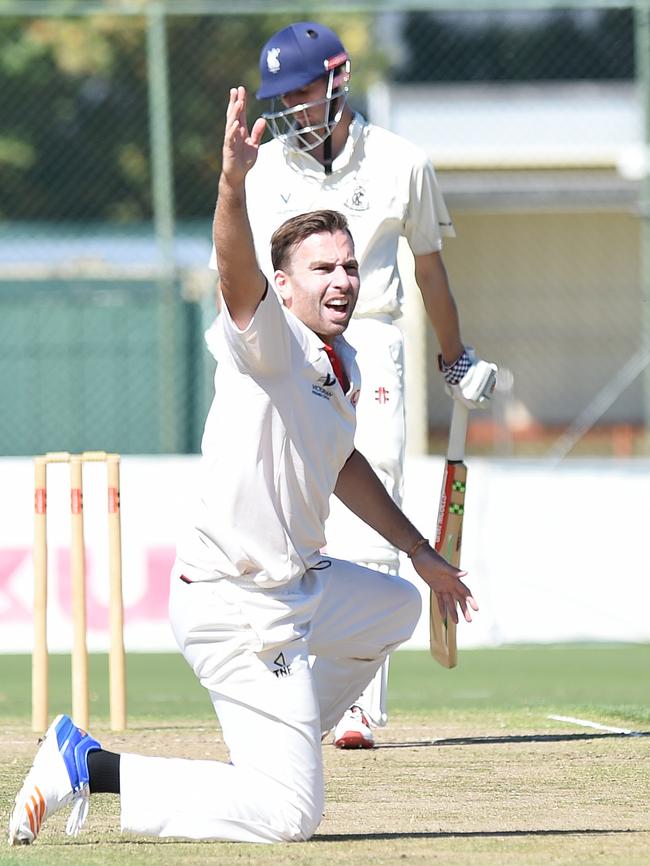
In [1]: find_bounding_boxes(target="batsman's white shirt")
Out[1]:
[175,284,359,588]
[219,115,453,568]
[211,113,454,318]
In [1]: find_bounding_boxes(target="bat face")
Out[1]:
[435,463,466,567]
[430,459,467,669]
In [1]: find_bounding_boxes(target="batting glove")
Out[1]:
[439,347,498,409]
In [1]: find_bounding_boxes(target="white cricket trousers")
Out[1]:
[325,317,406,570]
[324,317,406,725]
[119,558,421,843]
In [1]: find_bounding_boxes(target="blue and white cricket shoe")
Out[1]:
[8,714,101,845]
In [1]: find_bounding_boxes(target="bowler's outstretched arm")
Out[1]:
[334,449,478,624]
[213,86,267,329]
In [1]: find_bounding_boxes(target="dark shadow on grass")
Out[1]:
[43,828,645,847]
[374,731,650,749]
[316,828,644,842]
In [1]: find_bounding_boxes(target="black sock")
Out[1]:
[87,749,121,794]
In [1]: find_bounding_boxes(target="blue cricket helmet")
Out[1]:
[257,21,349,100]
[256,22,351,153]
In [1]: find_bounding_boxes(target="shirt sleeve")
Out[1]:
[404,156,456,256]
[209,163,271,276]
[208,283,292,377]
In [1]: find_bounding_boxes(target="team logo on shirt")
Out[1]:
[312,373,337,400]
[312,383,333,400]
[344,184,369,211]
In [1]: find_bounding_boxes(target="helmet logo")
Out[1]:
[266,47,281,74]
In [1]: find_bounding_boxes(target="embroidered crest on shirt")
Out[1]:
[267,48,281,73]
[344,184,369,211]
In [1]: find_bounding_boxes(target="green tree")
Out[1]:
[0,15,149,220]
[0,11,381,223]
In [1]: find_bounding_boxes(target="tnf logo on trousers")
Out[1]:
[272,652,292,678]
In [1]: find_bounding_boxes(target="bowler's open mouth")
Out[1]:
[325,298,349,314]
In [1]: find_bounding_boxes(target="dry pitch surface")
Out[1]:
[1,713,648,866]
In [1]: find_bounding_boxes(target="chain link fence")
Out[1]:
[1,2,647,457]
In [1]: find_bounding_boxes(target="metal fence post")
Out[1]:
[635,0,650,447]
[147,1,178,453]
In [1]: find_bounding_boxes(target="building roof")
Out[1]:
[367,81,645,209]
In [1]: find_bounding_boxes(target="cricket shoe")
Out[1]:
[333,705,375,749]
[8,714,101,846]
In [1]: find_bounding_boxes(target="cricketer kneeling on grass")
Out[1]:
[235,21,497,748]
[8,86,477,847]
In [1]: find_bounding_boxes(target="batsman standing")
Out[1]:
[9,86,478,847]
[212,21,496,747]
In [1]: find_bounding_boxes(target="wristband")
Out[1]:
[406,537,430,559]
[438,348,471,386]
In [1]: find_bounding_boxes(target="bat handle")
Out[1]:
[447,402,469,462]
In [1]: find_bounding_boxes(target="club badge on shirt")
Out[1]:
[344,184,369,211]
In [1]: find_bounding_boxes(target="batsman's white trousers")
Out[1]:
[119,558,421,843]
[324,318,406,726]
[325,317,406,571]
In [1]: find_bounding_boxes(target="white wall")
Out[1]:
[1,455,648,654]
[368,81,642,170]
[436,211,643,428]
[401,455,650,648]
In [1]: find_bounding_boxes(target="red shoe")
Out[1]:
[333,705,375,749]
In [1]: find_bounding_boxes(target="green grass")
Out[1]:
[1,644,648,726]
[389,644,650,725]
[1,646,648,866]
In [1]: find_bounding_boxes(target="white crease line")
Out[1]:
[548,714,637,735]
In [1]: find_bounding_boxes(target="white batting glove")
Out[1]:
[439,347,498,409]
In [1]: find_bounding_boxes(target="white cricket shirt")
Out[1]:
[209,114,454,319]
[176,286,359,588]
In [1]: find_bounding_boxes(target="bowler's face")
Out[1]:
[275,230,359,342]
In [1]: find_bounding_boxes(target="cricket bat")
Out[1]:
[429,400,469,669]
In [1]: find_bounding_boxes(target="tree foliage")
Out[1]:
[0,15,149,221]
[0,12,380,222]
[0,9,634,223]
[396,9,634,83]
